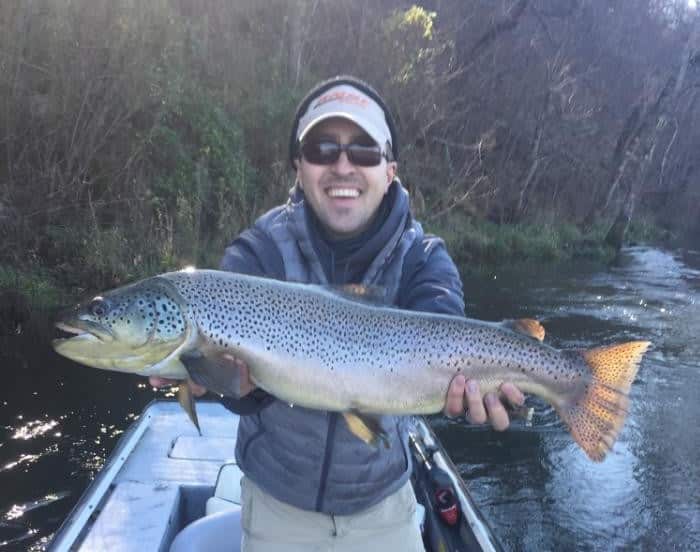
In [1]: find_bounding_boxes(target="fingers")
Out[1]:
[444,374,466,417]
[446,378,524,431]
[238,360,256,396]
[149,376,177,388]
[484,392,510,431]
[499,381,525,407]
[465,379,487,425]
[149,355,256,398]
[222,354,256,397]
[150,376,208,397]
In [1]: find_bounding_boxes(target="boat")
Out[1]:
[48,400,502,551]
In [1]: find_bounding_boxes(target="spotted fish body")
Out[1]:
[53,269,650,461]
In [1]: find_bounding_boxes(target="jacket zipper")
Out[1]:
[315,248,337,513]
[315,412,338,512]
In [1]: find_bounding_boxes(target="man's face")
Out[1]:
[295,118,396,239]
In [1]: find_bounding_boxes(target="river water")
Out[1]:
[1,246,698,550]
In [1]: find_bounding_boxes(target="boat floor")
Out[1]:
[52,401,240,551]
[49,400,500,552]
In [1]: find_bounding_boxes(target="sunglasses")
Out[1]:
[300,139,389,167]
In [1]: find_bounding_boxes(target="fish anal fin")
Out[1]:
[180,348,243,398]
[342,411,390,449]
[177,382,201,435]
[503,318,545,341]
[557,341,650,461]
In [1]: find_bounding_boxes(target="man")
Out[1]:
[152,75,523,551]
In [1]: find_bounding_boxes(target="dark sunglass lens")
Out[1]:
[302,141,340,164]
[347,144,382,166]
[301,140,383,166]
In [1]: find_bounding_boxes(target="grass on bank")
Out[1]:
[0,264,68,310]
[5,213,667,311]
[429,215,618,267]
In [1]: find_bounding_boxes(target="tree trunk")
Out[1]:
[604,189,634,250]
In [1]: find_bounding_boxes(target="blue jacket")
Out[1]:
[219,181,464,514]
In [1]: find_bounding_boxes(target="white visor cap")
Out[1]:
[297,84,392,152]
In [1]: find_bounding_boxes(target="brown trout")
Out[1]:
[52,269,650,461]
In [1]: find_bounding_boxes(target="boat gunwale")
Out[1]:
[47,400,162,551]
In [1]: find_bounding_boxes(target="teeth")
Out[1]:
[327,188,360,198]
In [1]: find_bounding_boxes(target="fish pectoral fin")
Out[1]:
[502,318,546,342]
[342,411,390,449]
[177,381,201,435]
[180,349,244,398]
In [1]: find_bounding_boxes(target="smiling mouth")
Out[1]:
[326,187,360,198]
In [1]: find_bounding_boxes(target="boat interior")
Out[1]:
[48,400,499,552]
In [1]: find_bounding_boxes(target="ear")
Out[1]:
[294,160,304,190]
[385,162,397,188]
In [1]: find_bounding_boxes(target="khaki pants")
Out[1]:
[240,477,425,552]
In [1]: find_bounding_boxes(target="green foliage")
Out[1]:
[3,0,688,304]
[626,216,672,244]
[389,5,437,42]
[0,264,67,308]
[234,83,306,200]
[430,214,615,268]
[385,5,440,84]
[147,82,258,268]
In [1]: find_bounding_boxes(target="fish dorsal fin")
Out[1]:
[325,284,389,305]
[502,318,545,341]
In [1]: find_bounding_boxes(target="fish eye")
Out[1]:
[89,297,109,317]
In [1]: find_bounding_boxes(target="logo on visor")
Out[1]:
[312,91,370,110]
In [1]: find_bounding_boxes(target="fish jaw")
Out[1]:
[55,319,115,342]
[52,309,190,378]
[52,329,188,376]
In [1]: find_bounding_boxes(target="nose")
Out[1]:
[330,149,355,174]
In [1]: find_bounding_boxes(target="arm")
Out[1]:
[399,236,524,430]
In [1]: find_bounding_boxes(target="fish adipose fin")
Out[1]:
[177,382,201,435]
[502,318,545,341]
[558,341,650,462]
[342,411,390,448]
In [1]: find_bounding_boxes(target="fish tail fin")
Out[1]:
[178,381,201,435]
[556,341,650,462]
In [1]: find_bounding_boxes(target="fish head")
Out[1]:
[52,277,191,376]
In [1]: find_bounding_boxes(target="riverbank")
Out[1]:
[0,216,670,315]
[431,217,613,267]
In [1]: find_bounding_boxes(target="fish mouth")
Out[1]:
[53,319,114,344]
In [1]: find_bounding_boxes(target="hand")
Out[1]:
[443,375,525,431]
[220,354,256,397]
[148,354,256,398]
